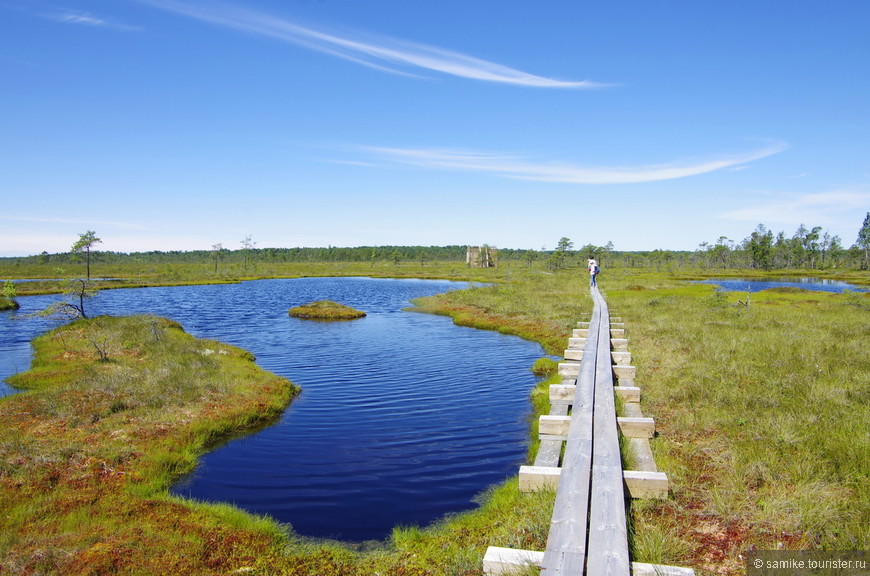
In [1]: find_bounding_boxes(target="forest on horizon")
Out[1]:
[3,217,870,272]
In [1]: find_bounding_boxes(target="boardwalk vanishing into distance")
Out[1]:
[483,287,695,576]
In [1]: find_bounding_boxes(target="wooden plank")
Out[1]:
[617,417,655,438]
[559,362,581,377]
[622,403,644,418]
[539,433,568,442]
[534,439,565,467]
[485,551,695,576]
[614,386,641,403]
[539,415,571,436]
[519,465,561,491]
[631,562,695,576]
[587,289,631,576]
[541,302,599,575]
[587,463,631,576]
[568,337,586,349]
[550,384,576,405]
[611,351,631,365]
[483,547,545,576]
[611,338,629,351]
[613,365,637,380]
[628,438,657,472]
[518,465,671,499]
[623,470,669,499]
[564,348,583,361]
[549,403,569,417]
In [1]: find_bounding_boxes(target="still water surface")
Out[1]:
[696,277,866,293]
[0,278,544,541]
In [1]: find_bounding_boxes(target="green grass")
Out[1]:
[601,278,870,573]
[414,268,869,574]
[2,264,867,575]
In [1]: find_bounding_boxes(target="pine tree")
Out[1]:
[857,212,870,269]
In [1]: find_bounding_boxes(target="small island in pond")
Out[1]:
[288,300,366,321]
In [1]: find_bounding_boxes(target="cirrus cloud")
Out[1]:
[356,141,789,184]
[42,10,139,31]
[137,0,600,88]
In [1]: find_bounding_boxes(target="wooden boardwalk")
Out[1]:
[483,287,692,576]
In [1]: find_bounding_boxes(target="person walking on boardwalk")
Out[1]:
[588,257,599,287]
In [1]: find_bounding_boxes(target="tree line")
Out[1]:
[4,215,870,272]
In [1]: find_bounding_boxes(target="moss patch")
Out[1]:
[288,300,366,321]
[0,297,19,311]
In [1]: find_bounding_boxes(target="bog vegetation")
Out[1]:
[288,300,367,320]
[0,221,868,575]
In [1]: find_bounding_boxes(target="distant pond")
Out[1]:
[0,278,545,542]
[695,277,867,293]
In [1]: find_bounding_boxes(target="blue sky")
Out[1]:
[1,0,868,256]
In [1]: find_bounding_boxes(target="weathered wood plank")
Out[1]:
[541,302,599,575]
[623,470,669,499]
[627,437,657,472]
[549,403,569,417]
[483,547,545,575]
[549,384,576,405]
[622,403,644,418]
[587,463,631,576]
[617,417,655,438]
[631,562,695,576]
[539,415,571,436]
[611,338,629,351]
[614,386,641,403]
[559,362,581,377]
[518,465,672,500]
[564,348,583,361]
[587,288,631,576]
[613,365,637,380]
[484,548,693,576]
[519,465,561,491]
[534,439,565,467]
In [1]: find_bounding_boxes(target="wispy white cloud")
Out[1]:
[357,141,789,184]
[137,0,599,88]
[0,215,157,231]
[42,10,139,31]
[719,188,870,226]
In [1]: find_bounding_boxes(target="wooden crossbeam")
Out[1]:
[483,548,693,576]
[519,466,669,499]
[616,417,656,438]
[551,384,640,405]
